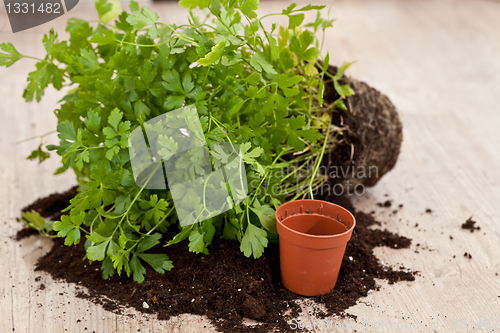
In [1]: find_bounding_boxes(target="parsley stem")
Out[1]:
[117,38,173,48]
[308,121,331,200]
[123,205,175,256]
[16,130,57,144]
[248,148,288,207]
[21,55,44,62]
[279,158,310,184]
[208,7,258,53]
[209,7,236,36]
[202,171,215,216]
[307,77,313,116]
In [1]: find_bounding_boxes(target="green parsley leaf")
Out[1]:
[108,108,123,129]
[137,253,173,273]
[101,257,115,279]
[251,202,276,233]
[188,229,208,254]
[250,52,277,75]
[198,41,225,66]
[95,0,111,18]
[79,49,100,74]
[85,109,101,134]
[240,222,268,259]
[23,62,64,102]
[287,115,321,151]
[20,210,46,233]
[240,0,259,19]
[288,14,305,29]
[100,0,122,24]
[90,30,117,46]
[136,233,162,253]
[129,254,146,283]
[333,61,354,80]
[179,0,213,10]
[126,7,159,30]
[282,3,297,15]
[57,121,77,142]
[27,143,50,163]
[166,225,193,246]
[158,135,178,160]
[53,215,81,245]
[0,43,22,68]
[297,4,325,11]
[162,69,184,94]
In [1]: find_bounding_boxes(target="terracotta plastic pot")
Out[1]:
[275,199,356,296]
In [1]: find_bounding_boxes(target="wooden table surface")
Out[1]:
[1,0,500,332]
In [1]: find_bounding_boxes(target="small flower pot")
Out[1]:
[275,199,356,296]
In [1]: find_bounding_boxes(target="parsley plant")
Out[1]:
[1,0,354,282]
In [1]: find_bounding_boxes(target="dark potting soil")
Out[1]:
[323,66,403,189]
[14,226,40,240]
[461,217,480,232]
[22,186,77,221]
[18,188,416,332]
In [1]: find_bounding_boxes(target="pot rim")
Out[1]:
[276,199,356,239]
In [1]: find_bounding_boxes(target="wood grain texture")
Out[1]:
[1,0,500,332]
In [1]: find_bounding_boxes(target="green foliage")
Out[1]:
[20,211,55,237]
[4,0,353,283]
[27,143,50,163]
[240,222,268,259]
[0,43,22,67]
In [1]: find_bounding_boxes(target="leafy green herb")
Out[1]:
[20,211,55,237]
[4,0,353,283]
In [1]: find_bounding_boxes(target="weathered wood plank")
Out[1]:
[1,0,500,332]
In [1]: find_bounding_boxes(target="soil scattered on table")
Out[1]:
[18,189,416,333]
[461,217,480,232]
[21,186,77,221]
[377,200,392,208]
[14,227,39,240]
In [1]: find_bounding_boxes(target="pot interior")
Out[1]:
[282,214,348,236]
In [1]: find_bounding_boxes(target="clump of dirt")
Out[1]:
[324,66,403,188]
[377,200,392,208]
[461,217,480,232]
[14,227,39,240]
[21,186,77,220]
[18,188,416,333]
